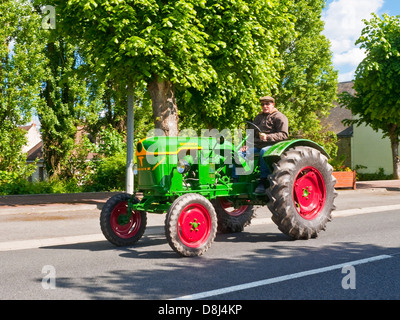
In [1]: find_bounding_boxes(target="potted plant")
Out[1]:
[329,157,356,189]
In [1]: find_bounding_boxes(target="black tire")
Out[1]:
[212,197,256,233]
[267,146,337,239]
[100,193,147,246]
[165,193,217,257]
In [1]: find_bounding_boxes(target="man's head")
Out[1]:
[259,96,275,114]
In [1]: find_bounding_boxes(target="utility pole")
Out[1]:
[126,84,134,194]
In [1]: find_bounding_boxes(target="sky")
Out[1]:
[322,0,400,82]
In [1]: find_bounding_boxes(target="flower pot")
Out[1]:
[332,171,356,189]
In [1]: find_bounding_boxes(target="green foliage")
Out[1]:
[0,0,47,173]
[38,35,102,178]
[0,176,82,195]
[52,0,218,88]
[340,13,400,178]
[95,125,126,157]
[0,0,340,194]
[343,13,400,131]
[356,167,393,181]
[85,80,154,146]
[178,0,296,130]
[276,0,338,155]
[0,164,36,185]
[329,155,351,172]
[48,0,298,133]
[177,0,338,159]
[0,127,28,172]
[84,153,127,192]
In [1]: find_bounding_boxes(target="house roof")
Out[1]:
[19,123,35,131]
[337,125,353,138]
[322,81,354,136]
[26,141,43,162]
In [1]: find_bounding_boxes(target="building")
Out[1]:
[20,123,47,182]
[322,81,354,169]
[21,123,98,182]
[323,81,397,175]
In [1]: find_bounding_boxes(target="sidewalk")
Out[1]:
[356,179,400,191]
[1,180,400,214]
[0,192,117,208]
[0,192,119,216]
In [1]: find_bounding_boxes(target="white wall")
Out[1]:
[352,123,394,175]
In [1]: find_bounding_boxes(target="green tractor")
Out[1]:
[100,123,337,257]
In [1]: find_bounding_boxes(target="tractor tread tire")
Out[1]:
[100,193,147,246]
[267,146,337,239]
[212,198,256,233]
[165,193,217,257]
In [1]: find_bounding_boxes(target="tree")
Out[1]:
[47,0,294,136]
[85,78,153,145]
[40,0,296,193]
[178,0,296,130]
[340,13,400,179]
[177,0,338,158]
[46,0,208,136]
[275,0,338,157]
[38,34,102,178]
[0,0,46,176]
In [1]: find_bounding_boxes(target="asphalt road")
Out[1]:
[0,187,399,302]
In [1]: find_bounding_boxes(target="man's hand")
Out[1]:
[259,132,268,141]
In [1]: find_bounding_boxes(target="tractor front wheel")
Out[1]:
[267,146,337,239]
[165,193,217,257]
[100,193,147,246]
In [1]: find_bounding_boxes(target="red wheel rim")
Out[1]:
[293,166,326,220]
[178,203,212,248]
[110,201,141,239]
[218,198,249,217]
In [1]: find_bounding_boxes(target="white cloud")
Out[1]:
[338,70,357,82]
[322,0,384,80]
[333,47,366,66]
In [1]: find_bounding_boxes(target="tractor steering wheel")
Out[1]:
[234,121,260,152]
[245,121,261,133]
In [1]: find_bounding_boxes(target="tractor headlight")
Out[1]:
[177,159,191,174]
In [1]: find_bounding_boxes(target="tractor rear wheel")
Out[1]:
[100,193,147,246]
[267,146,337,239]
[165,193,217,257]
[212,197,255,233]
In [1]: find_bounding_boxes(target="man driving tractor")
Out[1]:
[251,96,289,193]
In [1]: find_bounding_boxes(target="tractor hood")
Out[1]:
[135,136,235,195]
[136,135,232,157]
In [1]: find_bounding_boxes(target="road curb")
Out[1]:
[0,203,101,215]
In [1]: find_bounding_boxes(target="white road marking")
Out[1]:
[171,255,393,300]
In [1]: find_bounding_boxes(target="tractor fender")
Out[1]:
[263,139,330,160]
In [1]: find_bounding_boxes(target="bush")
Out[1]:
[0,177,83,195]
[356,167,393,181]
[0,153,128,195]
[83,153,126,192]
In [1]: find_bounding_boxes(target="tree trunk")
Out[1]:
[147,76,179,136]
[389,125,400,179]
